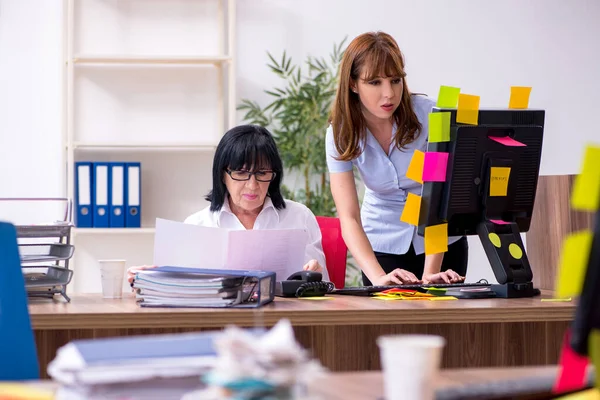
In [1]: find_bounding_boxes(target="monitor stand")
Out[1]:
[476,221,541,298]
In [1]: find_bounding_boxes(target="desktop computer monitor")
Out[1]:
[418,108,545,298]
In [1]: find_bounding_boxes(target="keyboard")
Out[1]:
[333,280,490,296]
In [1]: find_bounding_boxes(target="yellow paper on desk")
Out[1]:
[0,384,53,400]
[571,145,600,211]
[490,167,511,196]
[400,193,421,226]
[425,223,448,255]
[556,230,593,298]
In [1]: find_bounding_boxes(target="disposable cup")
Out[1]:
[98,259,127,299]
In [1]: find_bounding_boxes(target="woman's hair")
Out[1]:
[329,31,423,161]
[206,124,286,211]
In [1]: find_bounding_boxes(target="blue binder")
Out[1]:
[92,162,111,228]
[125,162,141,228]
[0,222,39,380]
[74,162,93,228]
[109,162,126,228]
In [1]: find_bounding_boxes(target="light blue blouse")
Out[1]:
[325,94,461,255]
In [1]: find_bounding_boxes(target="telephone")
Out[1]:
[275,271,335,298]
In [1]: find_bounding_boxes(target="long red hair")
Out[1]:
[329,31,422,161]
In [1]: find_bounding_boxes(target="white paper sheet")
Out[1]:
[152,218,308,281]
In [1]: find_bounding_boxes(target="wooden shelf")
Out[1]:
[73,55,231,66]
[71,142,217,151]
[73,227,156,235]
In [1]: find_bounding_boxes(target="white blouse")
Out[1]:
[184,197,329,281]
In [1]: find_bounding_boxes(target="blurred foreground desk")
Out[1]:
[29,293,573,377]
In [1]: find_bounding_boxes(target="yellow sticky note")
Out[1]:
[429,296,458,301]
[436,86,460,108]
[571,145,600,211]
[508,86,532,109]
[406,150,425,184]
[490,167,511,196]
[590,330,600,389]
[299,296,334,300]
[429,112,451,143]
[456,93,480,125]
[400,193,421,226]
[554,388,600,400]
[425,223,448,255]
[556,230,593,298]
[0,384,53,400]
[541,298,572,302]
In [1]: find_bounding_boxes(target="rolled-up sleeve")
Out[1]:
[325,125,353,173]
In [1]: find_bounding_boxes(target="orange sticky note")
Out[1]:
[508,86,532,109]
[556,230,593,298]
[429,112,451,143]
[424,223,448,255]
[406,150,425,184]
[400,193,421,226]
[436,86,460,108]
[490,167,511,196]
[456,93,480,125]
[571,145,600,211]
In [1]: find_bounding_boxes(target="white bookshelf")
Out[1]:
[64,0,236,294]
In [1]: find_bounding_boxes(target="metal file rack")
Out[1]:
[0,198,75,302]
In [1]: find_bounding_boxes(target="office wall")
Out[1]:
[1,0,599,285]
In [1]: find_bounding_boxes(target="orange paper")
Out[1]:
[425,223,448,255]
[400,193,421,226]
[406,150,425,184]
[508,86,532,109]
[456,94,480,125]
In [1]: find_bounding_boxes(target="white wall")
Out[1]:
[1,0,599,286]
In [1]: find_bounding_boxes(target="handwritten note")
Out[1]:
[489,136,526,147]
[406,150,425,184]
[425,223,448,255]
[400,193,421,226]
[508,86,532,109]
[422,152,449,182]
[490,167,511,196]
[436,86,460,108]
[429,112,451,143]
[456,94,480,125]
[556,230,593,298]
[571,145,600,211]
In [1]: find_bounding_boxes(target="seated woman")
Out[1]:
[129,124,329,282]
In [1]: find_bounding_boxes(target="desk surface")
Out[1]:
[29,291,574,330]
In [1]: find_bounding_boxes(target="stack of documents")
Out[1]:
[132,266,276,308]
[48,331,219,400]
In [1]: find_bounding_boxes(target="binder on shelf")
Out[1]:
[74,162,93,228]
[125,162,141,228]
[92,162,111,228]
[109,163,125,228]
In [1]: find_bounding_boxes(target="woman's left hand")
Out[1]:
[302,259,323,273]
[422,269,464,284]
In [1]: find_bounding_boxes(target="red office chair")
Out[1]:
[315,216,347,289]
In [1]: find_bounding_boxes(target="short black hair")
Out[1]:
[205,125,286,212]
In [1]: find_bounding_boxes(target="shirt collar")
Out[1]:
[365,123,399,151]
[217,195,280,226]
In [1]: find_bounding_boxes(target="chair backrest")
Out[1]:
[0,222,39,380]
[315,216,347,289]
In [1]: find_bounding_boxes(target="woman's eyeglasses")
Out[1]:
[226,169,276,182]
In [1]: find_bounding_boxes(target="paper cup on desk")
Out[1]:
[377,334,445,400]
[98,259,127,299]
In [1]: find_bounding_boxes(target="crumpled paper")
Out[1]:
[183,319,324,400]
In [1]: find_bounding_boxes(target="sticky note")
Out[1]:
[508,86,532,109]
[554,389,600,400]
[425,223,448,255]
[590,330,600,389]
[429,296,458,301]
[509,243,523,259]
[428,112,451,143]
[490,167,511,196]
[571,145,600,211]
[489,136,526,147]
[556,230,593,298]
[406,150,425,184]
[490,219,510,225]
[456,94,480,125]
[422,152,449,182]
[436,86,460,108]
[400,193,421,226]
[553,330,590,394]
[541,298,572,302]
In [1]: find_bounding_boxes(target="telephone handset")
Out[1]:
[275,271,335,298]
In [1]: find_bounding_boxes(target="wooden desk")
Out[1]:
[30,293,573,377]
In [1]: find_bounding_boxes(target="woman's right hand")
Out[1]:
[127,265,157,286]
[371,269,421,286]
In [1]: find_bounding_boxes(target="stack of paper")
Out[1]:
[48,331,219,400]
[132,266,276,308]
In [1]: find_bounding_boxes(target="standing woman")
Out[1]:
[326,31,468,286]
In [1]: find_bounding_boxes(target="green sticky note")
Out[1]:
[590,330,600,389]
[571,145,600,211]
[429,112,451,143]
[436,86,460,108]
[556,230,593,298]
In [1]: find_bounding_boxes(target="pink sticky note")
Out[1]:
[489,136,526,147]
[553,329,589,394]
[422,152,449,182]
[490,219,510,225]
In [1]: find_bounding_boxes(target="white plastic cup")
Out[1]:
[98,259,127,299]
[377,334,446,400]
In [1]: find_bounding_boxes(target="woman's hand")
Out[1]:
[127,265,157,286]
[302,259,323,273]
[422,269,464,284]
[371,269,421,286]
